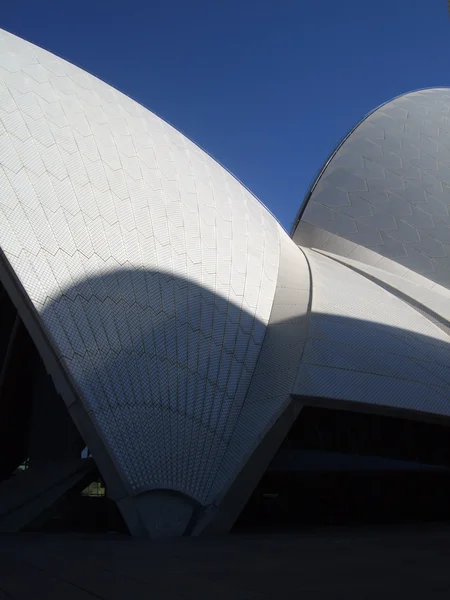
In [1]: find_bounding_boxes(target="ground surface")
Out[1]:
[0,525,450,598]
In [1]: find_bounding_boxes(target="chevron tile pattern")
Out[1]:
[296,89,450,289]
[0,29,283,503]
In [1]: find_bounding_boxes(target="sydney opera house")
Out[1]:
[0,28,449,537]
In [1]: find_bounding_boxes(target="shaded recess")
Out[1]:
[0,278,127,533]
[235,405,450,532]
[0,282,85,479]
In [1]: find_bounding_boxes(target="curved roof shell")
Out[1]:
[293,89,450,291]
[0,30,449,536]
[0,28,306,507]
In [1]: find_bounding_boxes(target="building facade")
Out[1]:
[0,29,449,536]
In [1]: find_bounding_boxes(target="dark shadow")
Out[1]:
[40,267,272,508]
[235,406,450,533]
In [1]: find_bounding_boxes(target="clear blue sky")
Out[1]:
[2,0,449,230]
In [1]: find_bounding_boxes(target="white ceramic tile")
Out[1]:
[0,28,285,508]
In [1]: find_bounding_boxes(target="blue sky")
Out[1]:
[2,0,449,230]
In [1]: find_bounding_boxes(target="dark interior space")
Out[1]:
[0,281,127,534]
[0,284,37,482]
[0,280,85,482]
[24,473,129,534]
[287,405,450,466]
[234,405,450,532]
